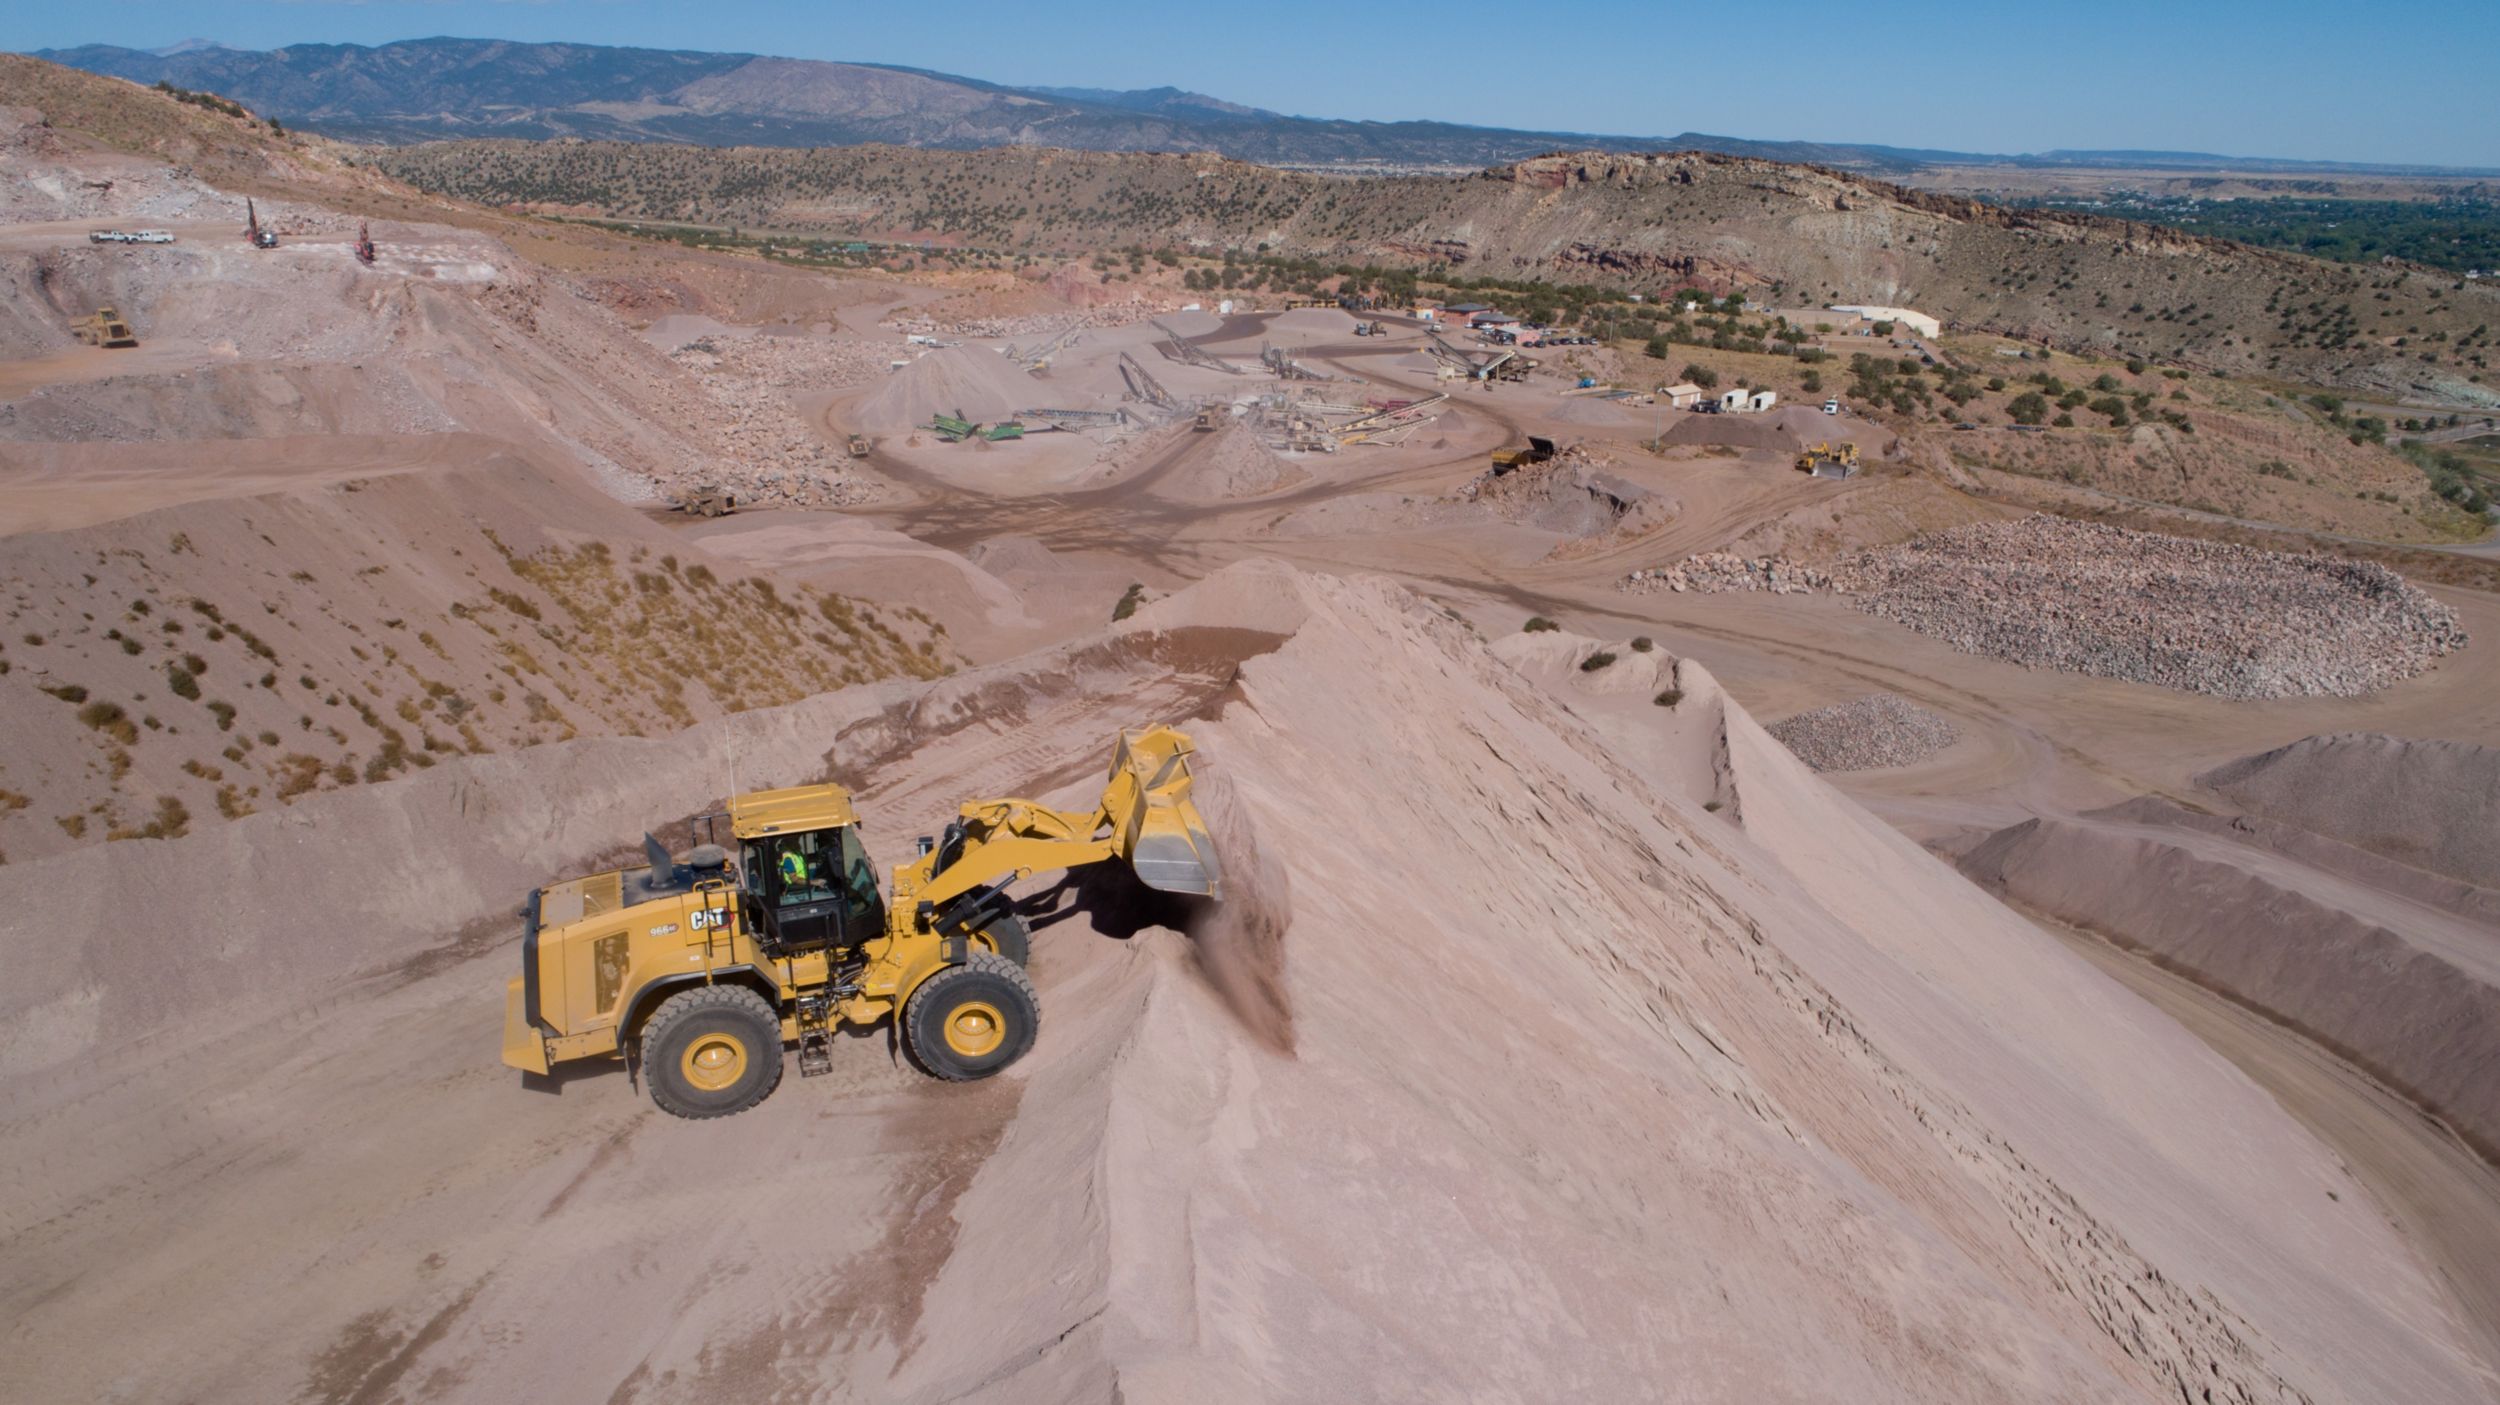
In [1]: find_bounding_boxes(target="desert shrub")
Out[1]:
[78,701,138,744]
[1630,636,1654,652]
[167,666,201,701]
[1111,583,1147,622]
[1579,651,1618,672]
[1523,616,1559,632]
[1653,687,1685,707]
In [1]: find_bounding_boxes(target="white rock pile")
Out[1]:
[1841,519,2467,700]
[1621,552,1836,595]
[667,334,885,508]
[1768,693,1960,772]
[1621,517,2467,700]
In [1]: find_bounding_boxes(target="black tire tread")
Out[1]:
[976,913,1031,967]
[641,983,784,1119]
[903,951,1040,1082]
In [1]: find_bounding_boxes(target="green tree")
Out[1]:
[2007,391,2050,425]
[1681,363,1719,390]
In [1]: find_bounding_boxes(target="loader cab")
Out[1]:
[727,783,886,954]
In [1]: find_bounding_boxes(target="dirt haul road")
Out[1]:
[4,565,2493,1405]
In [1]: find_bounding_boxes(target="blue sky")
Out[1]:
[10,0,2498,167]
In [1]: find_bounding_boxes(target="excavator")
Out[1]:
[502,726,1222,1118]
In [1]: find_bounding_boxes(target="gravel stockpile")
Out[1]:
[1622,518,2467,700]
[1842,519,2467,700]
[666,334,885,508]
[1769,693,1960,772]
[1621,552,1837,595]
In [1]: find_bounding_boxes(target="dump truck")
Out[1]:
[502,726,1221,1116]
[677,485,735,517]
[846,433,871,459]
[73,307,138,348]
[1193,407,1219,432]
[1489,435,1557,471]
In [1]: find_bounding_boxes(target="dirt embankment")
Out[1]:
[2198,733,2500,889]
[4,564,2485,1403]
[0,455,947,864]
[1955,734,2500,1166]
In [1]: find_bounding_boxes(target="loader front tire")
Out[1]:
[642,985,783,1119]
[904,952,1039,1081]
[972,913,1030,967]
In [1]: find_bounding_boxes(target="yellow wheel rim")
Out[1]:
[943,1000,1007,1058]
[681,1032,749,1092]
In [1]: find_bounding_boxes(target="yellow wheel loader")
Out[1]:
[501,726,1221,1118]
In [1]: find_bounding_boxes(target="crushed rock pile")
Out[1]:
[886,303,1175,340]
[1622,551,1837,594]
[852,343,1037,433]
[1453,445,1652,536]
[666,334,887,508]
[1769,693,1960,772]
[1842,519,2467,700]
[1622,518,2467,699]
[1180,421,1308,499]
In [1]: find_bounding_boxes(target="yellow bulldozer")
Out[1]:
[1795,440,1860,476]
[73,306,138,348]
[502,725,1221,1117]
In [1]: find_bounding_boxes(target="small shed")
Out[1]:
[1661,382,1705,409]
[1748,390,1778,413]
[1718,388,1751,412]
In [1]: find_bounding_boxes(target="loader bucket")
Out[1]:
[1106,726,1223,898]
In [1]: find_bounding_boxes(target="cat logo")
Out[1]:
[689,907,730,931]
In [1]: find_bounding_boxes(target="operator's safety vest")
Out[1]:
[780,852,808,887]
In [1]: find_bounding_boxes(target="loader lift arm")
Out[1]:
[906,725,1223,915]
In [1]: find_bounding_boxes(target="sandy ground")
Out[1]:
[8,102,2500,1404]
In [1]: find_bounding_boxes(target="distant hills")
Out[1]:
[30,37,2499,177]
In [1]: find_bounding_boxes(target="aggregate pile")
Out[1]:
[852,343,1039,433]
[1623,518,2467,699]
[1622,551,1836,594]
[1453,446,1656,537]
[1162,419,1309,500]
[2197,733,2500,888]
[666,333,886,507]
[1768,692,1960,771]
[1842,519,2467,699]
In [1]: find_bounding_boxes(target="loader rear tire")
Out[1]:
[904,952,1039,1082]
[642,985,783,1119]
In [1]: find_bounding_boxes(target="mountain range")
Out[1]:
[29,37,2499,177]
